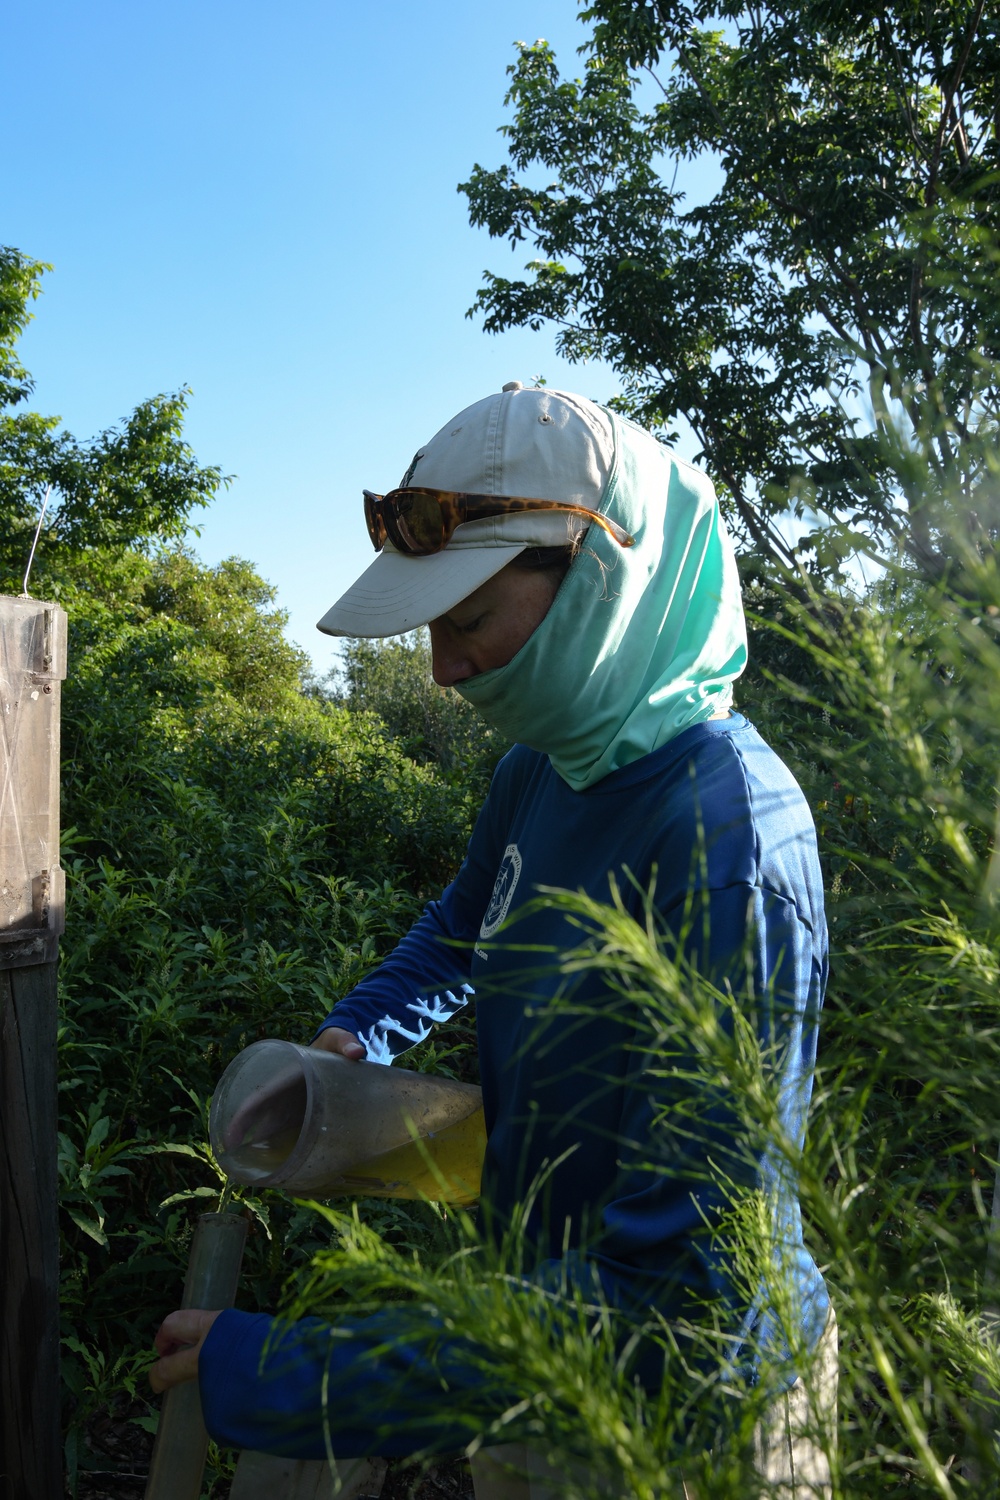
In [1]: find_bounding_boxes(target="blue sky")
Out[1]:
[4,1,716,672]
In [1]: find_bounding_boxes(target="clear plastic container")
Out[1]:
[210,1040,485,1205]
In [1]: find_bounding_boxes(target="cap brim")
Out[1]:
[317,541,527,637]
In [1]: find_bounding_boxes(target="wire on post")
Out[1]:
[20,485,52,599]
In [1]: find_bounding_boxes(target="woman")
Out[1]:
[152,383,833,1493]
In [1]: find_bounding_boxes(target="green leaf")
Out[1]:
[156,1186,221,1212]
[66,1207,108,1248]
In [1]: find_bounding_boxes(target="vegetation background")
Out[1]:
[2,0,999,1494]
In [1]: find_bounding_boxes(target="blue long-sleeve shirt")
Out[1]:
[200,716,829,1457]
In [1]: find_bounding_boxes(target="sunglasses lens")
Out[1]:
[394,491,447,555]
[364,492,387,550]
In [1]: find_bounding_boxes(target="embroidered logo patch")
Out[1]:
[479,843,523,940]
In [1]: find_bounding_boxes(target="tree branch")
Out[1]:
[925,0,986,209]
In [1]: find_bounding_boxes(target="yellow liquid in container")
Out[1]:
[328,1105,486,1206]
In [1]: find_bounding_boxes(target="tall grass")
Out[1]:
[283,554,1000,1497]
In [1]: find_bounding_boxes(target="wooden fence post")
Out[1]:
[0,596,67,1500]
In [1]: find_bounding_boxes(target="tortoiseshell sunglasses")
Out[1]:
[363,486,634,557]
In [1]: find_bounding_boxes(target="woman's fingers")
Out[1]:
[154,1307,213,1355]
[149,1344,201,1393]
[150,1308,222,1392]
[311,1026,365,1060]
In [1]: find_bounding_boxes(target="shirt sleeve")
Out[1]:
[313,756,513,1064]
[198,1266,647,1460]
[198,1301,532,1460]
[198,1306,472,1459]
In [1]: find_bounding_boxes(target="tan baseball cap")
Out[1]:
[316,383,616,638]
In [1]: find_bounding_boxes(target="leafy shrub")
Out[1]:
[54,551,486,1490]
[331,630,508,795]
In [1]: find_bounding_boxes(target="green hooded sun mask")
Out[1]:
[456,410,748,791]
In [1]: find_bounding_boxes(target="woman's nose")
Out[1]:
[428,622,474,687]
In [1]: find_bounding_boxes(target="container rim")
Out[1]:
[210,1038,317,1189]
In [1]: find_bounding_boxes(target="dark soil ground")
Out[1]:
[381,1458,475,1499]
[73,1457,473,1500]
[69,1403,474,1499]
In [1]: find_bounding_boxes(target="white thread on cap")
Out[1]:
[501,380,523,392]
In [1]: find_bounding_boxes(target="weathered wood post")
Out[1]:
[0,595,67,1500]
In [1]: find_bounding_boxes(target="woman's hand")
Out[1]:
[311,1026,366,1061]
[150,1309,222,1393]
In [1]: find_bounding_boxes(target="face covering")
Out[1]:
[456,410,748,792]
